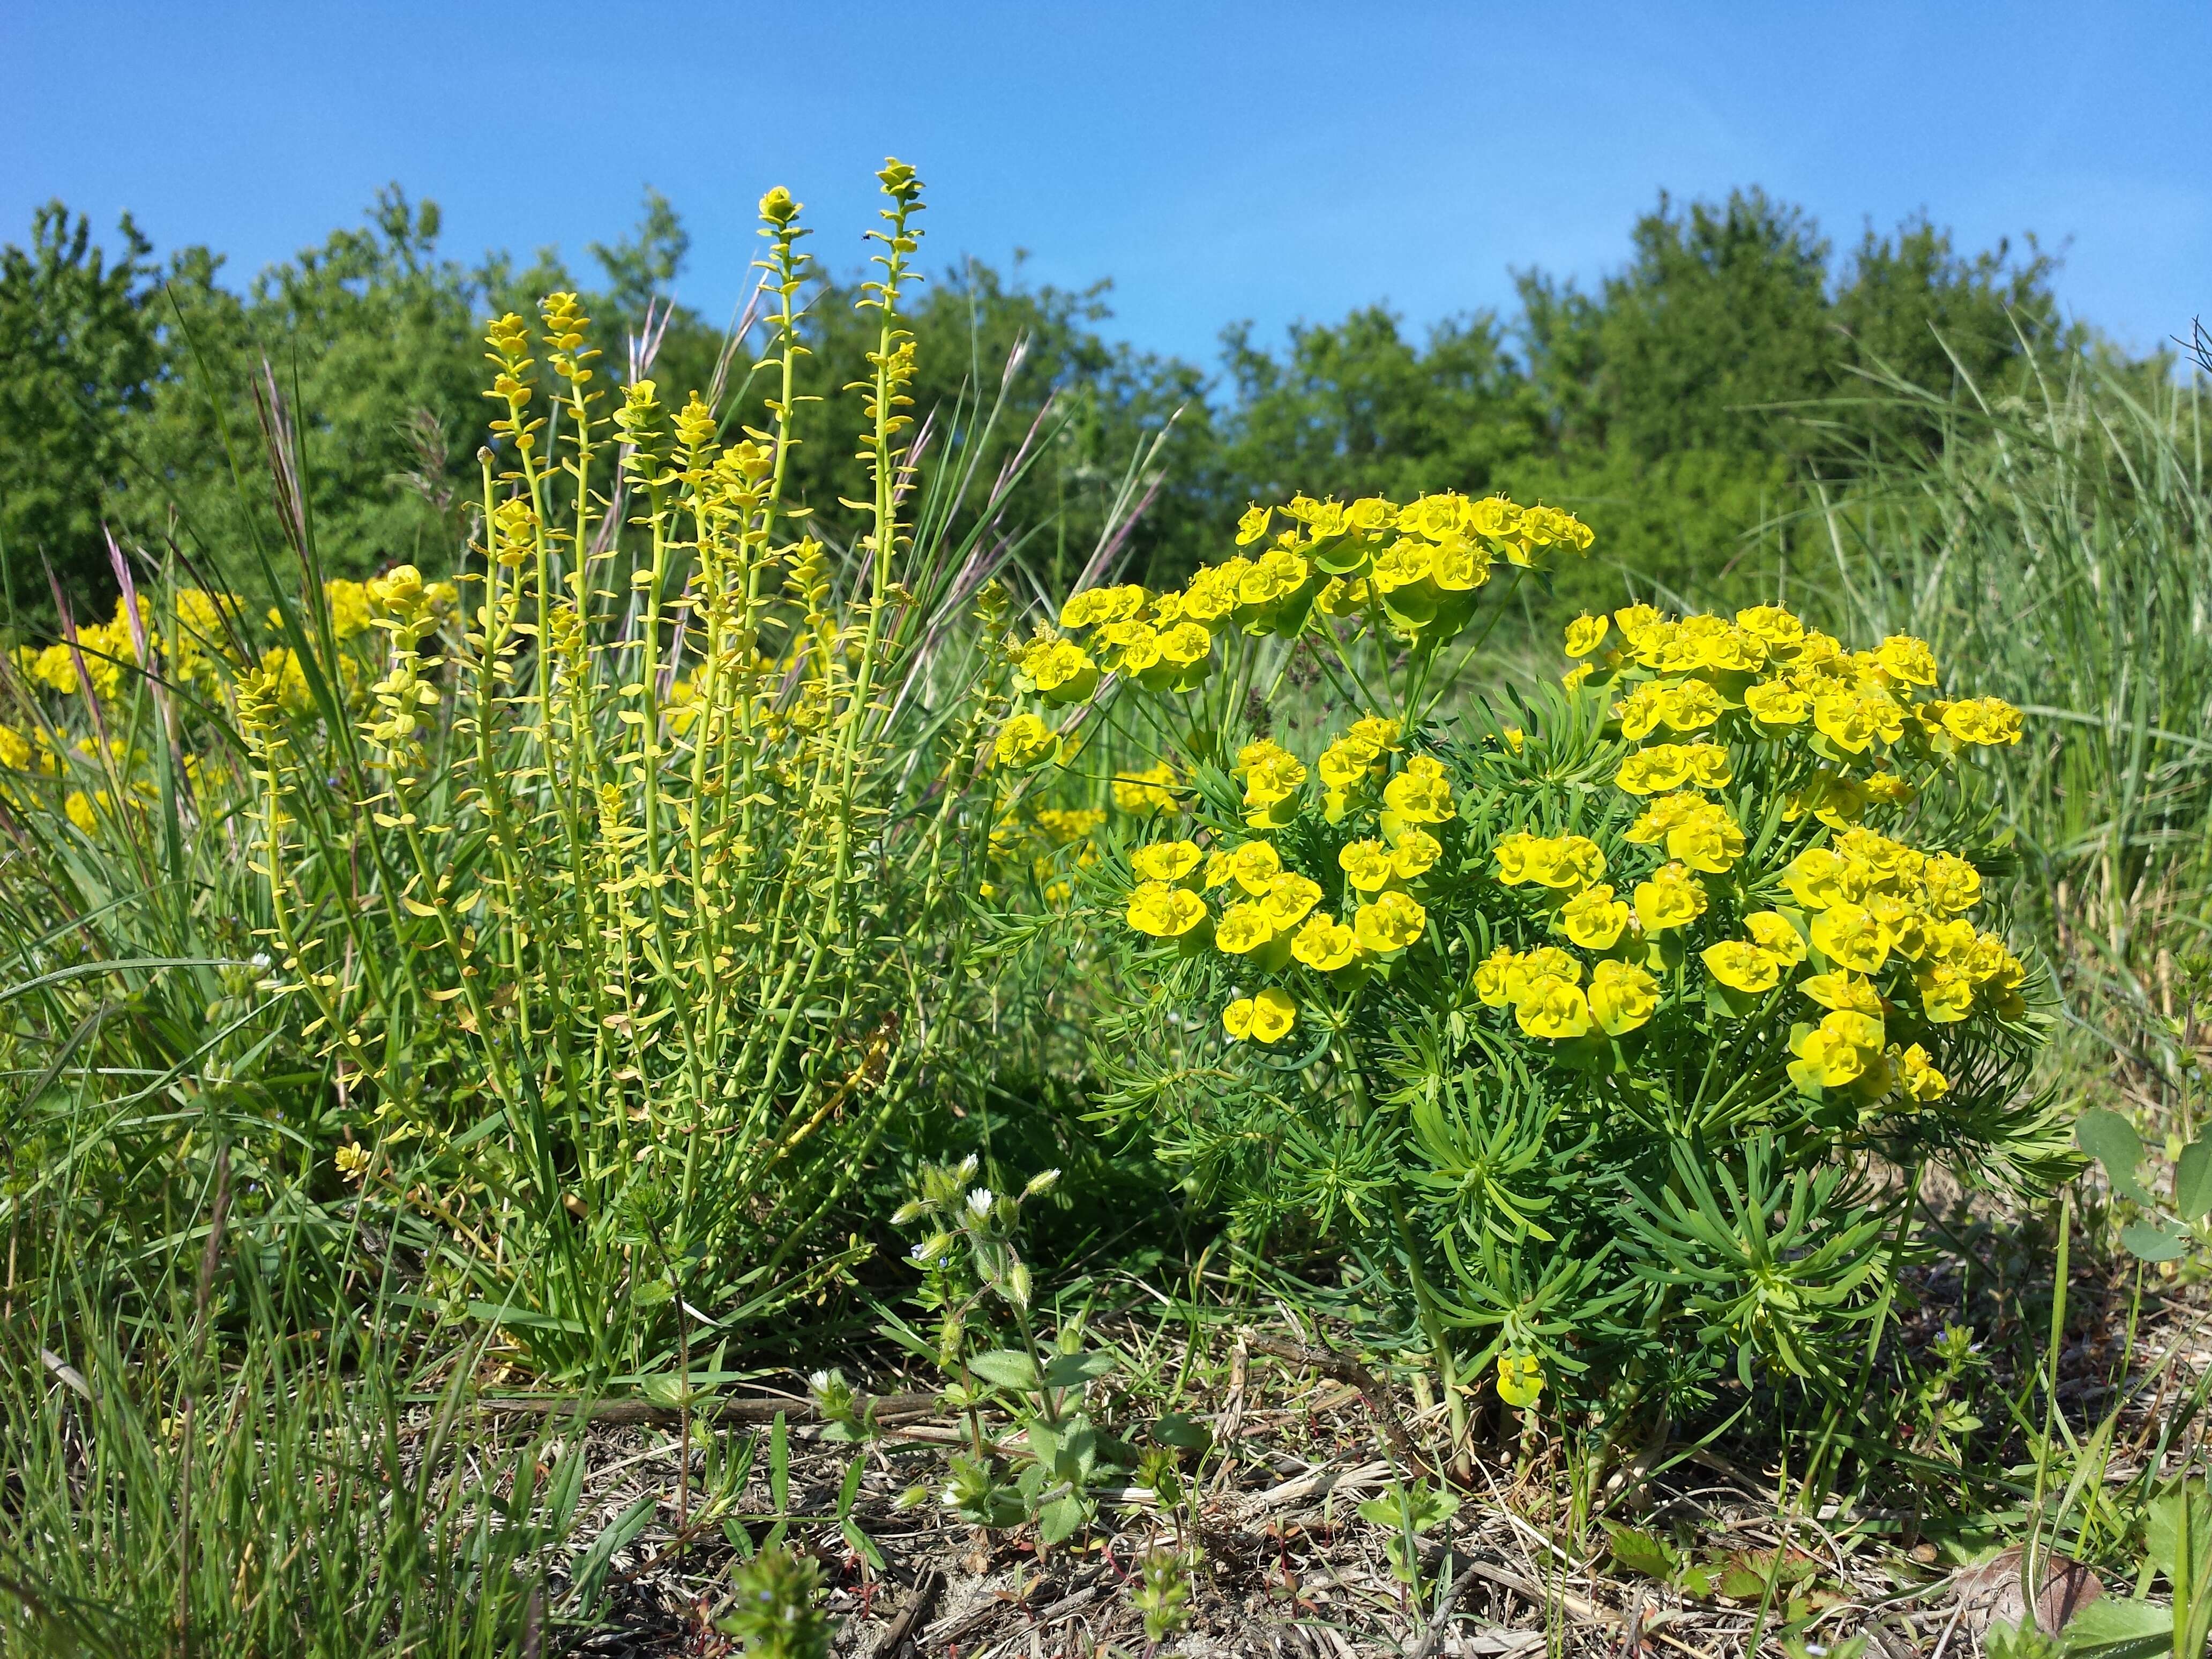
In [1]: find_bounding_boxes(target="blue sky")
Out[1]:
[5,2,2207,371]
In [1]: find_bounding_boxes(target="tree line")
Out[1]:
[0,180,2106,628]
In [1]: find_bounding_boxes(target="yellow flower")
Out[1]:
[335,1142,371,1182]
[1348,715,1402,751]
[1781,847,1862,911]
[1515,976,1592,1039]
[1744,911,1808,967]
[1562,661,1595,691]
[1225,839,1284,895]
[1874,634,1938,687]
[1235,504,1274,546]
[1238,740,1309,823]
[1615,745,1690,796]
[1391,828,1443,879]
[1381,755,1454,825]
[1216,902,1279,955]
[1699,626,1767,674]
[1473,946,1519,1007]
[1633,863,1707,933]
[1562,884,1630,950]
[1813,691,1903,753]
[1588,958,1660,1035]
[1735,605,1805,650]
[992,713,1059,768]
[1798,971,1882,1015]
[1788,1012,1885,1092]
[1918,962,1975,1022]
[1223,987,1296,1043]
[1810,902,1891,974]
[1497,1352,1545,1408]
[1338,839,1396,893]
[1113,760,1182,813]
[1352,890,1426,954]
[1941,696,2023,746]
[1126,882,1208,938]
[1180,563,1244,622]
[1261,872,1324,930]
[1316,576,1370,616]
[1899,1043,1948,1101]
[1657,679,1723,732]
[1131,840,1202,884]
[1494,832,1604,890]
[1564,613,1611,657]
[1625,792,1700,846]
[1467,495,1522,541]
[1239,546,1311,608]
[1667,803,1744,875]
[65,790,97,832]
[1291,912,1361,971]
[1022,637,1099,704]
[1920,852,1982,915]
[1432,539,1492,591]
[1702,940,1781,995]
[1744,678,1812,726]
[1319,735,1382,790]
[1613,684,1665,742]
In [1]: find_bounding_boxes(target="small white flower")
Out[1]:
[966,1188,994,1216]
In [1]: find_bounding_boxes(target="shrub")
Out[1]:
[1020,489,2076,1456]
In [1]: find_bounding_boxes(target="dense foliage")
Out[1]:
[2,184,2082,626]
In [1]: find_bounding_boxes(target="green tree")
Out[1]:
[1213,305,1542,513]
[0,204,191,614]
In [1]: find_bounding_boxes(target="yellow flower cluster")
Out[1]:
[1488,601,2032,1108]
[1111,760,1182,814]
[1028,491,1595,734]
[1571,603,2022,774]
[1122,772,1451,1043]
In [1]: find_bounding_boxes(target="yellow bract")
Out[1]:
[1352,890,1426,954]
[1702,940,1782,996]
[1497,1354,1545,1408]
[1561,884,1630,950]
[1223,987,1296,1044]
[1131,840,1202,884]
[1588,959,1659,1035]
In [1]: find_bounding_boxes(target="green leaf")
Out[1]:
[842,1515,886,1573]
[2119,1221,2188,1262]
[967,1348,1042,1392]
[836,1456,864,1520]
[2146,1479,2212,1586]
[722,1517,755,1560]
[2053,1597,2171,1659]
[1037,1492,1088,1544]
[1605,1522,1683,1582]
[566,1492,656,1611]
[1153,1410,1212,1452]
[1042,1349,1117,1390]
[2176,1138,2212,1223]
[768,1411,789,1515]
[2077,1109,2153,1205]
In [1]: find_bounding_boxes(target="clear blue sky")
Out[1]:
[5,2,2206,370]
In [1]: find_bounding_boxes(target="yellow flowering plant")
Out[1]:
[1029,493,2073,1464]
[3,162,1058,1384]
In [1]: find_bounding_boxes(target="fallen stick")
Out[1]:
[868,1565,944,1659]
